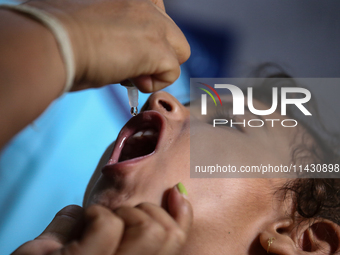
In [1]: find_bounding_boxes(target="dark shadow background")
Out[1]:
[166,0,340,78]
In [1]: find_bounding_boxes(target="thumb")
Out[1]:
[167,182,193,234]
[37,205,84,245]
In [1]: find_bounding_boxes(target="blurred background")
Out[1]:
[167,0,340,78]
[1,0,340,253]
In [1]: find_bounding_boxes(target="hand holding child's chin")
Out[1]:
[12,185,192,255]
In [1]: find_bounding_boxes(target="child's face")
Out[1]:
[83,91,297,254]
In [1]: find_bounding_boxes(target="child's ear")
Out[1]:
[259,217,340,254]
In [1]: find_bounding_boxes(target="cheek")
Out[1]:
[191,129,247,170]
[159,131,190,177]
[185,178,257,246]
[187,179,265,227]
[187,179,239,210]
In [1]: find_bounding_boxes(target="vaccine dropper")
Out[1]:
[121,81,139,116]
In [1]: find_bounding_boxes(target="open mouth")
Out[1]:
[105,111,165,168]
[118,128,159,162]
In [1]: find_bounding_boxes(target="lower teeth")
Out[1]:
[118,137,157,162]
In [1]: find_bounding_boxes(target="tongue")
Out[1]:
[118,136,157,162]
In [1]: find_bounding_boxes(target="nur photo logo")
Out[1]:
[196,82,312,128]
[197,82,223,114]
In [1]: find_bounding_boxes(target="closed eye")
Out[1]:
[210,104,244,132]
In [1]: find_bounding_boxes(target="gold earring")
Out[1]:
[267,237,275,253]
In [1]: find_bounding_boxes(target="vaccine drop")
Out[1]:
[131,107,138,116]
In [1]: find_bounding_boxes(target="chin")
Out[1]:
[86,188,135,210]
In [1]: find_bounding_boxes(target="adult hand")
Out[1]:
[25,0,190,93]
[0,0,190,147]
[12,185,193,255]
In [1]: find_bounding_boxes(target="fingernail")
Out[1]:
[177,182,188,196]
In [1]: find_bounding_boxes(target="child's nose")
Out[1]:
[142,91,188,121]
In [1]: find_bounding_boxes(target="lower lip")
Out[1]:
[102,111,164,175]
[102,150,156,174]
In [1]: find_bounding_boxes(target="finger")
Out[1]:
[114,206,155,228]
[136,202,189,254]
[80,205,124,255]
[153,5,191,64]
[167,183,193,235]
[37,205,84,245]
[150,61,181,91]
[153,184,193,254]
[129,75,152,93]
[131,64,180,93]
[166,23,191,65]
[114,206,166,255]
[151,6,190,66]
[51,205,124,255]
[135,202,181,232]
[141,2,190,92]
[131,47,182,93]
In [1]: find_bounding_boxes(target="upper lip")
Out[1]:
[102,110,166,174]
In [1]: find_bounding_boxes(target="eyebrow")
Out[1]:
[214,101,267,128]
[185,100,268,127]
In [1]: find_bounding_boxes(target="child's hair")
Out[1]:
[249,63,340,225]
